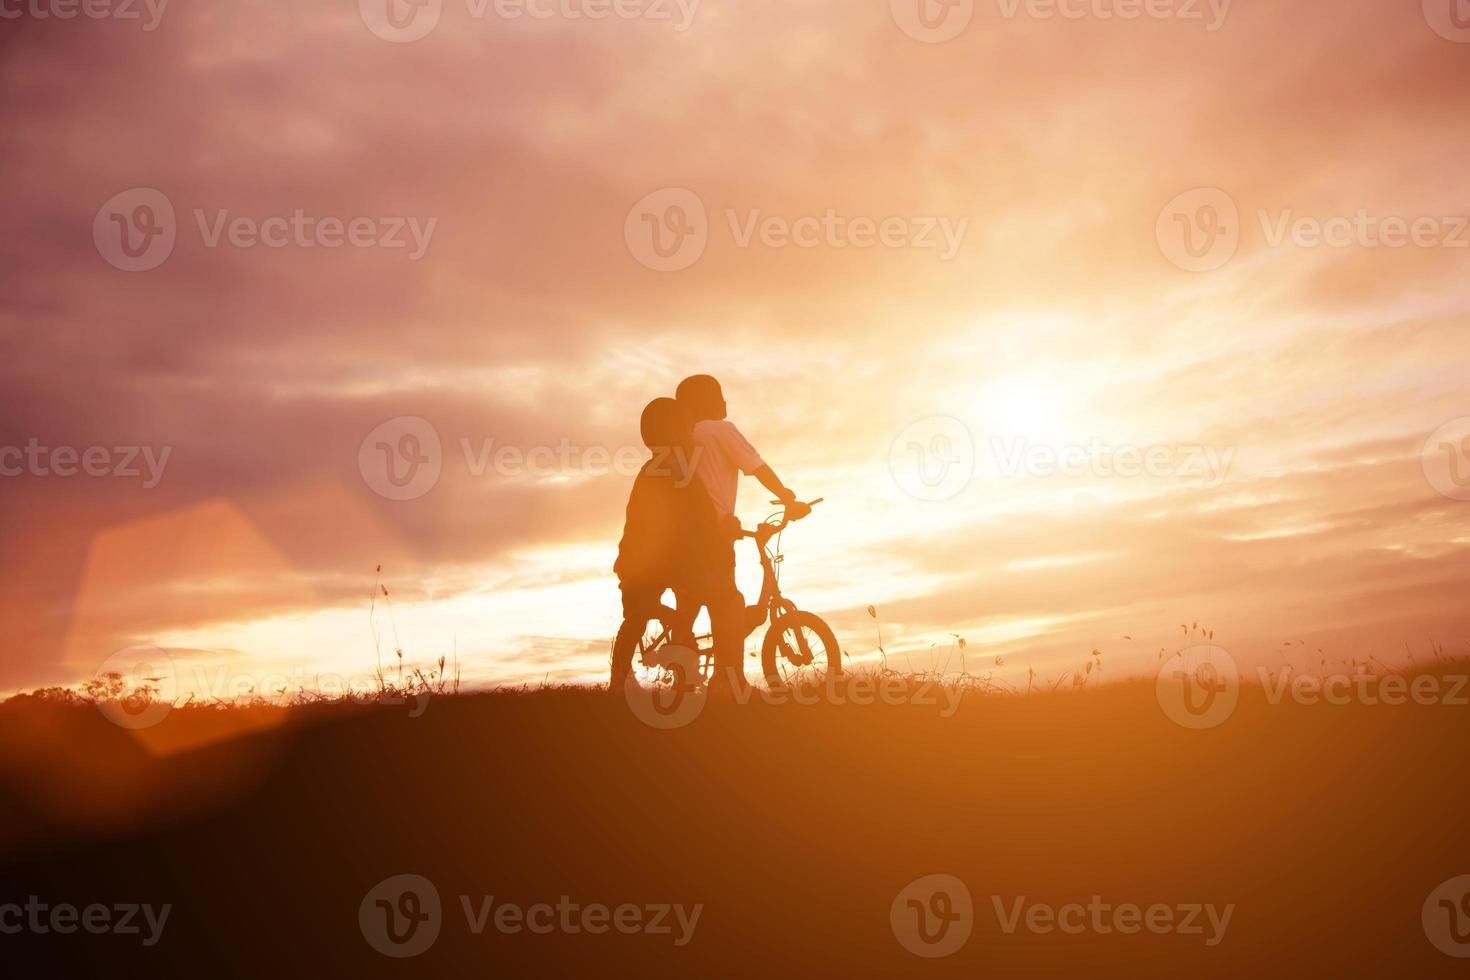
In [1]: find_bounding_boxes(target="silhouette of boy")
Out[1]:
[675,374,809,694]
[610,397,721,692]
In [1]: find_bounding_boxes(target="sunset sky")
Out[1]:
[2,0,1468,699]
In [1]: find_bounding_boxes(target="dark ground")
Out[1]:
[1,673,1468,977]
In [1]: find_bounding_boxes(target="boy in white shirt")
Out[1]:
[674,374,810,694]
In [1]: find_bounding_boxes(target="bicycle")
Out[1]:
[634,499,842,692]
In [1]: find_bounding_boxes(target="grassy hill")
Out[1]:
[2,667,1468,977]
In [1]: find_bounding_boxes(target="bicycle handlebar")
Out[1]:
[743,499,823,539]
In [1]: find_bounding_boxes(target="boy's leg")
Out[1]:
[610,583,653,693]
[669,587,701,649]
[703,543,749,695]
[707,586,748,696]
[610,619,645,693]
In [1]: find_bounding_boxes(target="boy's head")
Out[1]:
[675,374,726,422]
[638,397,694,453]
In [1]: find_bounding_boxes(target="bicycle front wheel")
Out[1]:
[761,610,841,690]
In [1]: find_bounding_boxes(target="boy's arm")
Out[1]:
[754,466,797,504]
[753,465,811,519]
[721,422,809,517]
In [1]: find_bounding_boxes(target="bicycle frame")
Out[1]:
[636,500,822,679]
[745,514,799,632]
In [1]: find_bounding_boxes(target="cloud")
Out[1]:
[2,0,1468,690]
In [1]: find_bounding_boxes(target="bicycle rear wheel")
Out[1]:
[637,629,716,689]
[760,610,841,690]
